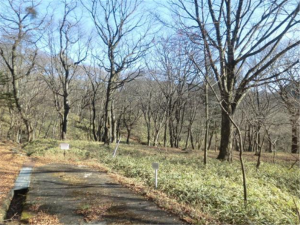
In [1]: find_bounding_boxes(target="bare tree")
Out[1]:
[82,59,105,141]
[42,0,89,140]
[137,78,168,147]
[171,0,300,160]
[151,36,197,148]
[184,85,200,150]
[123,101,141,144]
[241,86,280,168]
[0,0,47,142]
[83,0,153,145]
[277,63,300,153]
[138,79,154,146]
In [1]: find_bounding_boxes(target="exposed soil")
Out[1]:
[22,164,188,225]
[0,141,27,221]
[0,141,26,202]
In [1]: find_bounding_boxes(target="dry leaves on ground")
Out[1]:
[28,211,61,225]
[76,203,113,222]
[0,141,26,205]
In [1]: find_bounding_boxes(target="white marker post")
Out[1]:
[152,162,159,188]
[60,143,69,158]
[113,137,121,158]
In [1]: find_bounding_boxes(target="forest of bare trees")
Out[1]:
[0,0,299,158]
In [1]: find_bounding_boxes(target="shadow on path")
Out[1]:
[22,164,188,225]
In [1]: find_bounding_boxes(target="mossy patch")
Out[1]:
[20,210,35,223]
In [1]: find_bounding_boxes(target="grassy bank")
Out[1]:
[24,139,300,224]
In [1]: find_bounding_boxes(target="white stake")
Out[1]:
[60,143,69,158]
[152,162,159,188]
[113,137,121,158]
[155,169,158,188]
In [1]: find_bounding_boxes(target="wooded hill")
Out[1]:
[0,0,299,158]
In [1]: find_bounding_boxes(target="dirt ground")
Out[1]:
[20,164,187,225]
[0,141,26,220]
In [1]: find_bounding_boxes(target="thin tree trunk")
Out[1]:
[243,124,248,152]
[254,130,260,155]
[207,131,214,151]
[237,126,247,207]
[91,96,98,141]
[143,107,151,146]
[97,114,104,141]
[147,123,151,146]
[291,121,298,154]
[190,131,195,150]
[126,128,131,144]
[153,129,160,147]
[163,121,167,147]
[61,95,70,140]
[204,82,209,165]
[169,117,174,148]
[214,121,218,152]
[111,99,116,143]
[184,127,190,150]
[103,84,112,144]
[256,134,266,169]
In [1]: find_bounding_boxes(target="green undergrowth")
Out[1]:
[24,139,300,225]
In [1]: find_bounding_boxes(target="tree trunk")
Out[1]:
[207,131,214,151]
[153,129,160,147]
[26,122,34,142]
[61,96,70,140]
[163,121,167,147]
[269,140,273,153]
[169,117,174,148]
[254,130,261,155]
[256,135,265,169]
[97,115,104,141]
[126,128,131,144]
[103,84,112,144]
[91,96,98,141]
[147,123,151,146]
[11,71,33,142]
[243,124,248,152]
[143,108,151,146]
[204,82,209,164]
[218,108,233,160]
[291,119,299,153]
[214,121,218,152]
[190,131,195,150]
[116,117,121,140]
[184,127,190,150]
[198,138,203,151]
[111,99,116,143]
[16,129,20,143]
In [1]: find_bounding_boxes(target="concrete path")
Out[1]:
[22,164,187,225]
